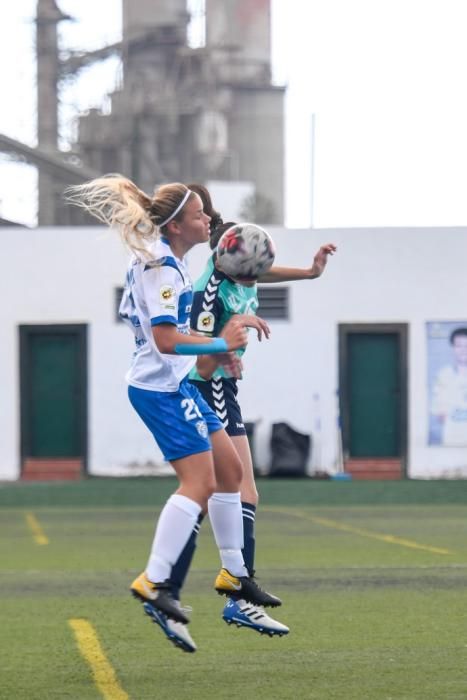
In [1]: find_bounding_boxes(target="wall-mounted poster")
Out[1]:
[427,321,467,446]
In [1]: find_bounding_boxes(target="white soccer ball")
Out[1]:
[216,223,275,280]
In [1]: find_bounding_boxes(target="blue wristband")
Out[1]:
[174,337,229,355]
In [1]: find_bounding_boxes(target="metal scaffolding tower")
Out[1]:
[0,0,284,226]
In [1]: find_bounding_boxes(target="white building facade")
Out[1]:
[2,225,467,480]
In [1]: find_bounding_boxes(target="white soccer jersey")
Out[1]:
[119,237,196,391]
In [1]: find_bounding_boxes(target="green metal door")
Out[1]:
[347,332,401,457]
[20,325,87,460]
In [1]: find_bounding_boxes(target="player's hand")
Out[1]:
[231,314,271,341]
[221,318,249,351]
[309,243,337,278]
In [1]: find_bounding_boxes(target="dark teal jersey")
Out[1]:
[189,255,258,381]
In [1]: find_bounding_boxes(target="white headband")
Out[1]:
[158,189,192,228]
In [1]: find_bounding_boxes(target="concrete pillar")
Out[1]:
[36,0,70,224]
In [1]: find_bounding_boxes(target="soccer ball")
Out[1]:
[216,223,275,280]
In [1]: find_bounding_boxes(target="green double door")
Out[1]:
[20,325,87,468]
[339,325,407,460]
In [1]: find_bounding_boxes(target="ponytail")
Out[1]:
[67,177,195,259]
[66,175,156,258]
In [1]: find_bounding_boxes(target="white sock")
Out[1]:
[146,494,202,583]
[208,492,248,577]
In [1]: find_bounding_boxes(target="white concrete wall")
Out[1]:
[2,225,467,480]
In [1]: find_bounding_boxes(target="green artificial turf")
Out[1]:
[1,480,467,699]
[1,476,467,507]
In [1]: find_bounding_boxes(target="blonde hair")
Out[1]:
[66,175,193,258]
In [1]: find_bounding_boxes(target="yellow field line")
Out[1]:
[265,507,453,555]
[25,512,49,545]
[69,619,129,700]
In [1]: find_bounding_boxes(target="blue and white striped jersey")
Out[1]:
[119,237,196,391]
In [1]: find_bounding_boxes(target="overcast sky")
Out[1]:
[2,0,467,228]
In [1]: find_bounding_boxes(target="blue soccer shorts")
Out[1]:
[189,377,246,437]
[128,378,223,462]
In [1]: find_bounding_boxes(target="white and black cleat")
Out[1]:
[222,598,289,636]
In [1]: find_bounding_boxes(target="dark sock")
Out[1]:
[241,501,257,575]
[170,512,204,600]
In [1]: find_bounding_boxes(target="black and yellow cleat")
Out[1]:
[214,568,282,608]
[130,572,189,624]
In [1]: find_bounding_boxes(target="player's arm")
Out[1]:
[195,314,270,380]
[195,315,270,380]
[195,325,243,380]
[258,243,337,282]
[144,262,247,355]
[227,314,271,341]
[153,320,247,355]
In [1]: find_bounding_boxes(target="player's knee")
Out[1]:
[215,458,243,492]
[241,487,258,505]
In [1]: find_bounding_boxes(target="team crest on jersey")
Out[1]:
[196,420,208,438]
[197,311,215,332]
[160,285,175,301]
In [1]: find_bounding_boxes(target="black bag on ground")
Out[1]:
[269,422,311,477]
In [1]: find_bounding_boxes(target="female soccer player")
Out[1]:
[168,183,337,637]
[67,177,278,653]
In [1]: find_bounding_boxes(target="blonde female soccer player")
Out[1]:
[67,177,278,653]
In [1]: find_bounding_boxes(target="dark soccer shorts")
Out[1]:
[189,377,246,437]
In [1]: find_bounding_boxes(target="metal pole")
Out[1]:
[310,112,315,228]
